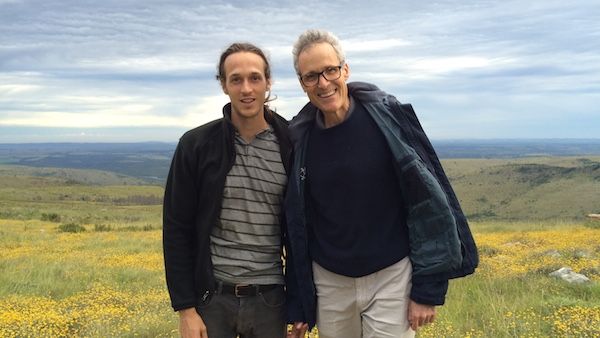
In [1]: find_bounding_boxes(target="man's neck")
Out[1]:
[231,111,269,143]
[322,110,347,128]
[320,96,352,128]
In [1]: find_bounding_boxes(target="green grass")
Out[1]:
[442,156,600,221]
[429,273,600,337]
[3,156,598,223]
[0,165,147,186]
[2,218,598,337]
[0,165,163,227]
[0,219,174,337]
[468,219,586,233]
[1,159,599,337]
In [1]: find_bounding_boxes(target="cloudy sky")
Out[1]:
[1,0,598,142]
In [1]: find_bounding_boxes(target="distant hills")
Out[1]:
[1,139,599,185]
[0,165,145,186]
[442,157,600,221]
[0,140,598,221]
[0,142,174,185]
[432,139,600,158]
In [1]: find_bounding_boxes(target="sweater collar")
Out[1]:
[289,81,385,143]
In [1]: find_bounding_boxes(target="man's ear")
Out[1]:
[342,63,350,81]
[221,81,228,95]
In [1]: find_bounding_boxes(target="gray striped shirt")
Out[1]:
[210,126,287,285]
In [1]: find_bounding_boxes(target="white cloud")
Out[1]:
[343,38,412,53]
[0,84,41,96]
[271,96,308,120]
[0,105,158,128]
[411,56,493,73]
[180,95,230,127]
[79,56,214,73]
[0,0,599,140]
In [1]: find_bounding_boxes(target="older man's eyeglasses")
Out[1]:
[299,64,343,87]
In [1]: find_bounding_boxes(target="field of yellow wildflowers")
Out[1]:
[0,219,176,337]
[1,219,598,337]
[1,164,599,337]
[418,221,600,337]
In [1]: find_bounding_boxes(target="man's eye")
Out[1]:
[325,67,338,74]
[304,74,318,81]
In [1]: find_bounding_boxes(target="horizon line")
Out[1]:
[1,138,600,145]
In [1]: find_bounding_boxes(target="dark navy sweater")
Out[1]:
[305,97,410,277]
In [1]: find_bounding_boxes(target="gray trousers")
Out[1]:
[196,285,286,338]
[313,257,415,338]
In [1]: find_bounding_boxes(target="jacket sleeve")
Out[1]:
[410,279,448,305]
[391,100,478,279]
[163,141,200,311]
[283,163,307,324]
[372,98,462,282]
[284,232,306,323]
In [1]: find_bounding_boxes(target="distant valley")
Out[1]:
[0,142,174,185]
[1,139,599,185]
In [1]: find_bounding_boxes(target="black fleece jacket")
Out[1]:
[162,104,292,311]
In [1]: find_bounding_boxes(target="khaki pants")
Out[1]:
[312,257,415,338]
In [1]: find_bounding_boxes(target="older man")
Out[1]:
[285,29,478,338]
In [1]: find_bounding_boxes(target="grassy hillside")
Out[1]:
[0,165,162,227]
[0,165,146,186]
[1,219,598,336]
[2,156,599,223]
[0,159,599,336]
[442,156,600,221]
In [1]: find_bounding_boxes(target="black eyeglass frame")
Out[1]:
[298,63,344,87]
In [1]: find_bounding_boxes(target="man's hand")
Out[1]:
[287,322,308,338]
[407,300,436,331]
[179,307,208,338]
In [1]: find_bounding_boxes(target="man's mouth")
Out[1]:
[317,89,336,98]
[241,98,255,103]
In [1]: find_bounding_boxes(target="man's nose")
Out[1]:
[241,79,252,92]
[316,73,329,88]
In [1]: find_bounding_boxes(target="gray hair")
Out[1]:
[292,29,345,75]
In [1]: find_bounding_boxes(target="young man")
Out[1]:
[285,29,479,338]
[163,43,291,338]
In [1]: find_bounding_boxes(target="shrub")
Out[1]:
[94,224,113,232]
[41,213,61,222]
[142,224,155,231]
[58,223,86,233]
[116,224,157,232]
[112,195,163,205]
[584,219,600,229]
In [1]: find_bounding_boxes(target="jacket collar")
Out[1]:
[221,102,292,174]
